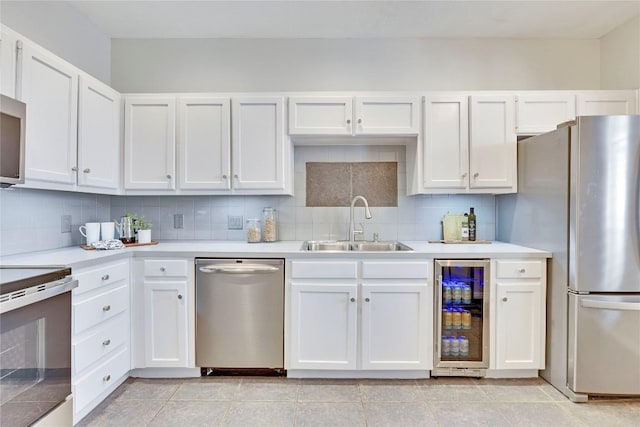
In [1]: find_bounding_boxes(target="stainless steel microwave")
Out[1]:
[0,94,26,186]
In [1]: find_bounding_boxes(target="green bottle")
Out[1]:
[468,207,477,241]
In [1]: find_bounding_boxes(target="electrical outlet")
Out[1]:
[174,213,184,229]
[61,215,72,233]
[228,215,243,230]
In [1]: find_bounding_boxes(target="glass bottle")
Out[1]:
[468,207,477,241]
[262,207,277,242]
[246,218,261,243]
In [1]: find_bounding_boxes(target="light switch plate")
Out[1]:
[61,215,72,233]
[228,215,243,230]
[174,213,184,229]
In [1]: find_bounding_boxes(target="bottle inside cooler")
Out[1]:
[440,264,486,362]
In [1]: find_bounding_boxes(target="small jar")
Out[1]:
[262,207,277,242]
[246,218,261,243]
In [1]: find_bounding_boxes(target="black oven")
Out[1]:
[0,267,77,426]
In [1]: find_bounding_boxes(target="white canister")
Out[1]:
[137,229,151,244]
[79,222,101,245]
[100,222,115,240]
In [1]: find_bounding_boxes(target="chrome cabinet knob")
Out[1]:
[473,172,480,178]
[234,174,239,178]
[502,297,508,302]
[222,174,228,179]
[350,297,356,302]
[102,339,111,346]
[518,268,526,273]
[71,166,78,171]
[166,174,172,179]
[178,294,183,300]
[357,118,362,124]
[103,374,111,382]
[83,168,91,173]
[365,297,370,302]
[346,119,351,124]
[101,274,110,281]
[102,305,111,312]
[462,172,468,178]
[160,267,166,272]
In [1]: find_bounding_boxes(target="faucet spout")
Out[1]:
[349,195,372,242]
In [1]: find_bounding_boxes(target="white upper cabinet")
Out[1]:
[77,74,121,190]
[576,90,637,116]
[178,97,231,190]
[289,96,352,135]
[515,92,576,134]
[20,41,78,185]
[232,97,287,191]
[124,97,176,190]
[1,28,18,98]
[288,95,420,136]
[423,95,469,190]
[469,95,517,191]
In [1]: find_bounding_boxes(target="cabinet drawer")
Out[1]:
[74,347,129,415]
[74,285,128,335]
[291,261,358,279]
[144,259,189,277]
[73,313,129,375]
[74,260,128,295]
[496,260,543,279]
[362,261,430,279]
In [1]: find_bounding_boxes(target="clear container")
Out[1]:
[262,207,277,242]
[441,336,451,356]
[246,218,261,243]
[459,336,469,356]
[450,336,460,357]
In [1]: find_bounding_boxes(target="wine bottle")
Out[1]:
[468,207,477,241]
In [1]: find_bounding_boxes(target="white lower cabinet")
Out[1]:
[132,258,193,370]
[288,259,432,372]
[72,259,130,424]
[492,259,546,370]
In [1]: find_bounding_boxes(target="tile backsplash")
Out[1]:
[0,146,496,257]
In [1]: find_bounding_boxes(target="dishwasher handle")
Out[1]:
[198,264,280,274]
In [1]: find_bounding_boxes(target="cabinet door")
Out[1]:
[232,97,286,190]
[361,284,429,370]
[495,281,543,370]
[289,283,357,370]
[1,29,17,98]
[21,42,78,184]
[124,97,176,189]
[423,95,469,190]
[516,93,576,134]
[178,97,231,190]
[469,95,516,190]
[143,281,188,367]
[78,74,121,190]
[354,96,420,135]
[576,90,637,116]
[288,97,353,135]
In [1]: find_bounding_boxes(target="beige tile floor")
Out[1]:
[78,376,640,427]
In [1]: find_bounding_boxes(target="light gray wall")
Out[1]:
[600,15,640,89]
[111,38,601,92]
[0,1,111,83]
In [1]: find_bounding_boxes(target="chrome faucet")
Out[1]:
[348,195,372,242]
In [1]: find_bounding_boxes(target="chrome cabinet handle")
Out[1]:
[178,294,183,300]
[502,297,508,302]
[462,172,468,178]
[222,174,228,179]
[166,174,172,179]
[103,374,111,382]
[473,172,480,178]
[350,297,356,302]
[518,268,526,273]
[357,118,362,124]
[102,339,111,346]
[365,297,370,302]
[160,267,166,272]
[101,274,110,281]
[102,305,111,312]
[346,119,351,124]
[83,168,91,173]
[234,174,239,178]
[71,166,78,171]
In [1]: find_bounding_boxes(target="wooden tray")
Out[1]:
[428,240,492,244]
[81,241,159,250]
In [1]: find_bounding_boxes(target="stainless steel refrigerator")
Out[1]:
[497,115,640,402]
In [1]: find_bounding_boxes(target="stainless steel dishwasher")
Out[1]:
[195,258,284,372]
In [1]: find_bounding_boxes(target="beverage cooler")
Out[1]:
[434,259,490,376]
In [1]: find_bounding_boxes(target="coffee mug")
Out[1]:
[101,222,115,240]
[79,222,101,245]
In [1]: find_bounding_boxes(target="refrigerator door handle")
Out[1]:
[582,299,640,311]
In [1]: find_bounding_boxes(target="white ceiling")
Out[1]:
[66,0,640,39]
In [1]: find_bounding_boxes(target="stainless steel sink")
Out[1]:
[302,240,413,252]
[349,241,413,252]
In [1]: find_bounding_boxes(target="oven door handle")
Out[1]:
[0,279,78,314]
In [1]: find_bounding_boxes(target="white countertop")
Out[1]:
[0,240,551,269]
